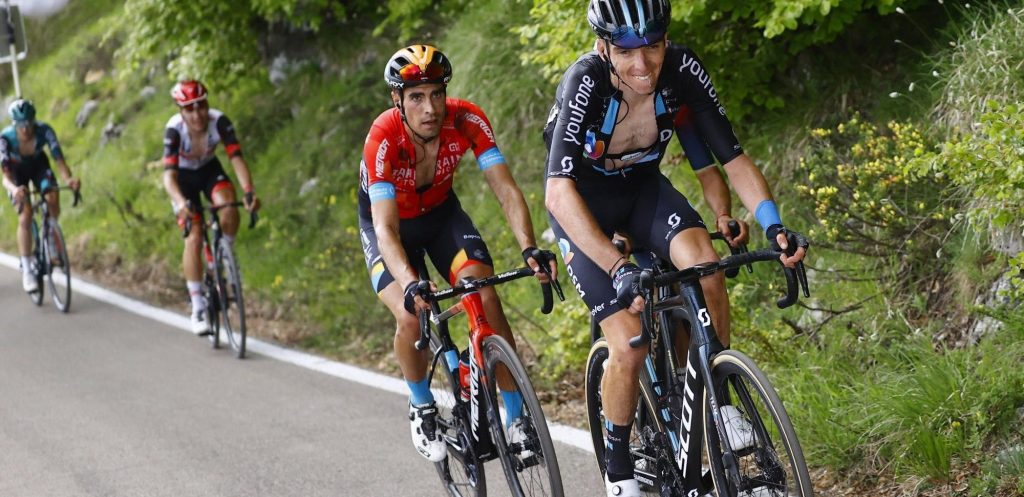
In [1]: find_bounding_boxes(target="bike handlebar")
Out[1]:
[628,247,810,348]
[181,201,259,238]
[709,220,751,277]
[413,265,565,351]
[15,186,82,215]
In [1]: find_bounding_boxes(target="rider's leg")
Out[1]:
[16,201,32,258]
[44,189,60,220]
[210,181,239,241]
[600,309,647,480]
[182,214,204,310]
[668,227,730,348]
[379,282,432,395]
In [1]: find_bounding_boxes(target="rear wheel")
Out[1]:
[430,335,486,496]
[45,222,72,312]
[216,239,247,358]
[705,350,814,497]
[482,335,563,497]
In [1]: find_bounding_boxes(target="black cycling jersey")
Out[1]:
[543,44,744,323]
[543,43,742,186]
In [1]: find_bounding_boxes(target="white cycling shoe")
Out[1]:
[22,271,38,293]
[721,404,755,450]
[507,417,533,459]
[605,474,642,497]
[190,309,212,336]
[409,402,447,462]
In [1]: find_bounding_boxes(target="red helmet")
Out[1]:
[171,80,208,107]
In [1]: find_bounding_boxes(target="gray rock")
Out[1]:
[299,178,318,197]
[100,117,124,146]
[75,100,99,128]
[139,86,157,100]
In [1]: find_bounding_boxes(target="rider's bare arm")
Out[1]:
[484,163,555,279]
[721,153,806,265]
[546,177,626,276]
[695,166,748,244]
[370,198,420,291]
[161,168,188,215]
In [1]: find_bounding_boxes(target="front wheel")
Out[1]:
[216,239,247,358]
[44,221,72,312]
[482,335,563,497]
[29,220,43,306]
[430,335,487,496]
[704,350,814,497]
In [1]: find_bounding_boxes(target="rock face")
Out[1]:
[991,224,1024,257]
[75,99,99,128]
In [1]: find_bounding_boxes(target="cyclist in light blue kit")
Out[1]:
[1,99,81,293]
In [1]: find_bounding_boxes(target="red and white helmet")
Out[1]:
[170,80,208,107]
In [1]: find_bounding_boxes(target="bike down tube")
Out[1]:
[461,288,493,445]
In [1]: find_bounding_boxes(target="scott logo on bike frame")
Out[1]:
[674,359,699,474]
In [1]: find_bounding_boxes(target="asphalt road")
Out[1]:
[0,264,606,497]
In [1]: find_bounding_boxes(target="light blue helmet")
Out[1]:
[8,98,36,123]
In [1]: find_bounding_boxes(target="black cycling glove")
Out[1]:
[766,225,810,255]
[611,262,643,309]
[403,280,431,315]
[522,246,556,275]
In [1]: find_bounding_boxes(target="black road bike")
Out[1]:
[414,257,566,497]
[585,230,814,497]
[183,201,256,358]
[20,187,81,312]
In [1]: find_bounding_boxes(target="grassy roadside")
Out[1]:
[3,1,1022,494]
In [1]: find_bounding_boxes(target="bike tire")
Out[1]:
[704,350,814,497]
[45,221,72,312]
[206,270,221,349]
[429,334,487,497]
[216,239,247,359]
[28,220,43,306]
[481,335,563,497]
[585,338,665,496]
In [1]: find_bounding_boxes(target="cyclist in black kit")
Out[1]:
[543,1,807,495]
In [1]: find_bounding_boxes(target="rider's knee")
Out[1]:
[606,340,646,372]
[394,311,420,341]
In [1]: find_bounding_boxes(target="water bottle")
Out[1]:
[458,348,471,402]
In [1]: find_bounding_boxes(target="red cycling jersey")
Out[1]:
[360,98,506,219]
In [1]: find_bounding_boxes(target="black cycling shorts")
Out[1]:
[175,157,233,209]
[359,194,494,294]
[549,172,706,322]
[4,154,57,205]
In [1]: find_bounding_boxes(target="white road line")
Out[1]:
[0,251,594,453]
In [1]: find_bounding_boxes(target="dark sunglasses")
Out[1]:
[608,17,668,49]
